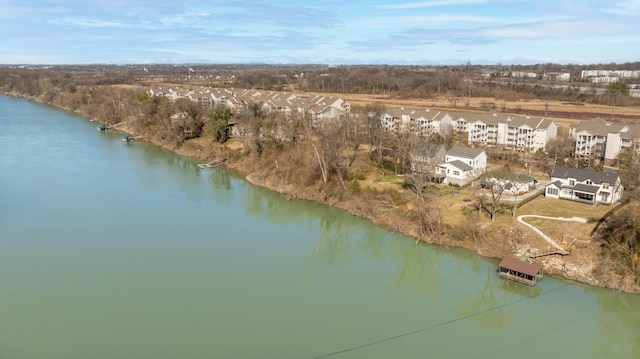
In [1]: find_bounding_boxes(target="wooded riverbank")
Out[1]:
[3,84,639,294]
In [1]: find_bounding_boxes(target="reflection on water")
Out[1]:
[312,216,354,267]
[208,166,232,190]
[499,277,543,298]
[389,242,440,294]
[302,206,444,294]
[591,287,640,358]
[458,267,515,328]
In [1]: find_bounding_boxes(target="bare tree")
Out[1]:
[319,116,359,191]
[596,203,640,278]
[477,170,515,221]
[405,134,434,201]
[617,146,640,199]
[362,102,388,165]
[545,135,575,170]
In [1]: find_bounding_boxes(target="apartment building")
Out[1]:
[467,113,558,152]
[570,118,640,165]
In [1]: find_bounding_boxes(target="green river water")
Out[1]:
[1,95,639,358]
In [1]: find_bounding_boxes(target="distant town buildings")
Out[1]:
[580,70,640,83]
[543,72,571,82]
[479,67,640,84]
[481,69,571,82]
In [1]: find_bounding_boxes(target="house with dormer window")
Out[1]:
[544,166,623,204]
[435,146,487,186]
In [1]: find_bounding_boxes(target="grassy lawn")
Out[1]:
[437,187,618,244]
[437,184,479,227]
[517,196,615,220]
[514,197,618,245]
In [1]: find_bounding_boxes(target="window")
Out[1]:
[575,192,594,201]
[569,179,575,186]
[547,187,559,196]
[453,170,460,176]
[603,183,610,189]
[585,179,592,185]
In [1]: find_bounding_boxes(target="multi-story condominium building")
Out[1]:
[380,108,475,137]
[466,113,558,152]
[147,86,351,125]
[380,107,455,136]
[570,118,640,166]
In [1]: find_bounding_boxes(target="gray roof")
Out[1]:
[446,160,474,171]
[465,112,509,125]
[550,166,619,184]
[570,118,626,136]
[384,107,415,118]
[573,183,600,194]
[414,143,449,157]
[446,145,485,159]
[546,180,563,188]
[466,113,556,130]
[570,118,640,140]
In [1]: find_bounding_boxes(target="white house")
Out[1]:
[544,166,624,204]
[435,146,487,186]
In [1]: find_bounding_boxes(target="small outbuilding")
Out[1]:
[498,258,543,286]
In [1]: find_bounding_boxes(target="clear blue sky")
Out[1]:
[2,0,639,65]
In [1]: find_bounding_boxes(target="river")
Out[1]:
[1,95,639,358]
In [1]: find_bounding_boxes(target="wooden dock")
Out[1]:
[498,257,543,286]
[498,271,537,286]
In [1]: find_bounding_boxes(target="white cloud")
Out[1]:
[346,14,492,29]
[51,18,128,28]
[606,0,640,14]
[378,0,488,10]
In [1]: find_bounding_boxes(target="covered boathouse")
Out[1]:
[498,258,543,286]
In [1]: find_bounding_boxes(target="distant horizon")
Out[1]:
[3,61,640,68]
[2,1,639,65]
